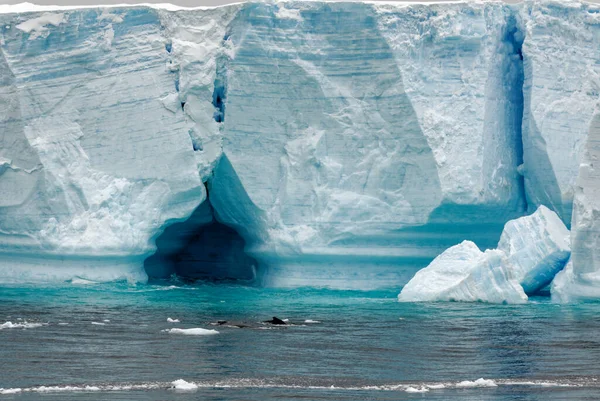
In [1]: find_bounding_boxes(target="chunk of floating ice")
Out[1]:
[171,379,199,391]
[456,378,497,388]
[498,205,570,294]
[91,322,105,326]
[69,278,97,285]
[167,317,180,323]
[164,328,219,335]
[399,206,570,303]
[0,321,45,329]
[0,388,22,394]
[398,241,527,304]
[304,319,320,323]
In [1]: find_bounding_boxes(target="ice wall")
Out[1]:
[552,112,600,302]
[517,0,600,301]
[519,0,600,224]
[0,7,205,282]
[0,1,598,291]
[209,1,527,288]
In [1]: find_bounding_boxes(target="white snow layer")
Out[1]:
[399,206,570,303]
[0,1,598,295]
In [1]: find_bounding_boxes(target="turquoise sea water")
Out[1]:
[1,281,600,400]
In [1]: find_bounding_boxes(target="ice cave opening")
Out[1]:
[143,185,258,283]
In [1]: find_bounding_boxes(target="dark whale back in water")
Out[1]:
[264,316,286,325]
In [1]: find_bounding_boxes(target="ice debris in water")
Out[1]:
[171,379,199,391]
[399,206,570,303]
[167,317,180,323]
[164,328,219,335]
[0,388,22,394]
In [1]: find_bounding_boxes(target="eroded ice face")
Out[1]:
[0,1,598,294]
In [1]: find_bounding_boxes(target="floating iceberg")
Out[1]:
[498,205,570,294]
[398,241,527,304]
[399,206,570,303]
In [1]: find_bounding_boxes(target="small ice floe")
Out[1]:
[171,379,198,391]
[0,388,22,394]
[91,322,106,326]
[103,320,110,323]
[58,323,69,326]
[164,328,219,336]
[0,321,45,330]
[456,378,497,388]
[304,319,320,324]
[167,317,180,323]
[69,278,97,285]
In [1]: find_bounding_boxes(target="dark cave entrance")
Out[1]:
[144,185,258,283]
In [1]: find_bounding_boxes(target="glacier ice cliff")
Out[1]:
[552,113,600,302]
[399,205,570,303]
[0,0,598,295]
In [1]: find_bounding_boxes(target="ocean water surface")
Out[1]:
[1,281,600,400]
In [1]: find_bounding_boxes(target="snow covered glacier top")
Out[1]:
[0,0,599,295]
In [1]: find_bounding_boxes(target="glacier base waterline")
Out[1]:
[0,0,600,298]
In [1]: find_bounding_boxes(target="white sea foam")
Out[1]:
[91,322,105,326]
[58,323,69,326]
[0,321,45,329]
[405,386,429,393]
[456,378,498,388]
[164,328,219,336]
[304,319,320,323]
[171,379,199,392]
[167,317,180,323]
[0,377,593,395]
[34,385,101,392]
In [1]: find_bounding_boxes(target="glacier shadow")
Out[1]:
[144,183,258,283]
[521,48,565,225]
